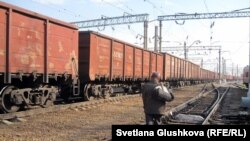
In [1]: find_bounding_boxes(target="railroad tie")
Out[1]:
[13,117,27,122]
[0,120,13,125]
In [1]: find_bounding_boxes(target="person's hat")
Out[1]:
[151,72,161,79]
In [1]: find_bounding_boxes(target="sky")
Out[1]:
[1,0,249,75]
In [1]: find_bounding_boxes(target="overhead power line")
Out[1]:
[72,14,149,28]
[203,0,210,13]
[101,0,132,14]
[158,8,250,53]
[31,0,85,18]
[144,0,165,14]
[117,0,135,13]
[158,10,250,21]
[161,45,221,52]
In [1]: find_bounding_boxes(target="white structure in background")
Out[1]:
[241,16,250,108]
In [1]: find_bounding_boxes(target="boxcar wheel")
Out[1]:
[42,99,54,108]
[0,86,20,113]
[84,84,94,101]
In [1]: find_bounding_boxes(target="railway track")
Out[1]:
[163,84,230,125]
[0,84,207,125]
[0,94,139,124]
[210,83,250,125]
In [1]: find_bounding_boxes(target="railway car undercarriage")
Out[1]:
[82,79,210,101]
[83,82,141,101]
[0,73,76,113]
[0,85,57,113]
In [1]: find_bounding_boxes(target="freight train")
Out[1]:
[0,1,224,113]
[79,31,218,101]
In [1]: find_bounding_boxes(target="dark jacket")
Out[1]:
[142,82,174,115]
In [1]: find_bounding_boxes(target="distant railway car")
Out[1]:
[180,58,185,80]
[0,1,79,112]
[190,63,200,84]
[163,53,201,86]
[200,68,206,81]
[78,31,163,100]
[208,71,213,81]
[163,53,180,86]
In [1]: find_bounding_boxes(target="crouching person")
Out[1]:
[142,72,174,125]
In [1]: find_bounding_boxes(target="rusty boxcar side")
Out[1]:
[150,52,157,75]
[170,55,175,79]
[163,53,189,86]
[79,31,164,82]
[0,1,78,83]
[185,60,188,80]
[180,58,185,79]
[142,50,150,79]
[79,31,165,99]
[156,53,163,79]
[0,1,79,112]
[124,45,134,79]
[163,53,171,80]
[134,48,143,79]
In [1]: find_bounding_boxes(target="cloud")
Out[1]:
[32,0,66,5]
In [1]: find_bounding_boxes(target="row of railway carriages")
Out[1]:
[80,32,218,89]
[0,1,221,113]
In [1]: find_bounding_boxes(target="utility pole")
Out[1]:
[237,64,239,81]
[183,40,201,60]
[201,59,203,68]
[225,59,227,76]
[219,48,221,84]
[144,21,148,50]
[224,59,227,79]
[159,21,162,52]
[232,63,234,77]
[222,58,224,79]
[184,42,187,60]
[154,26,158,52]
[217,63,219,74]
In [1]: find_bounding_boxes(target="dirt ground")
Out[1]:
[0,85,204,141]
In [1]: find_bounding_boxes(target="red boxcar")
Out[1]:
[78,31,163,82]
[0,1,79,112]
[163,53,171,80]
[134,48,143,79]
[163,53,190,86]
[0,1,78,83]
[79,31,165,99]
[156,53,163,79]
[163,53,175,80]
[142,50,150,79]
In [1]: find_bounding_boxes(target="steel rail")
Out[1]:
[0,95,139,121]
[0,84,207,122]
[164,83,215,117]
[202,87,230,125]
